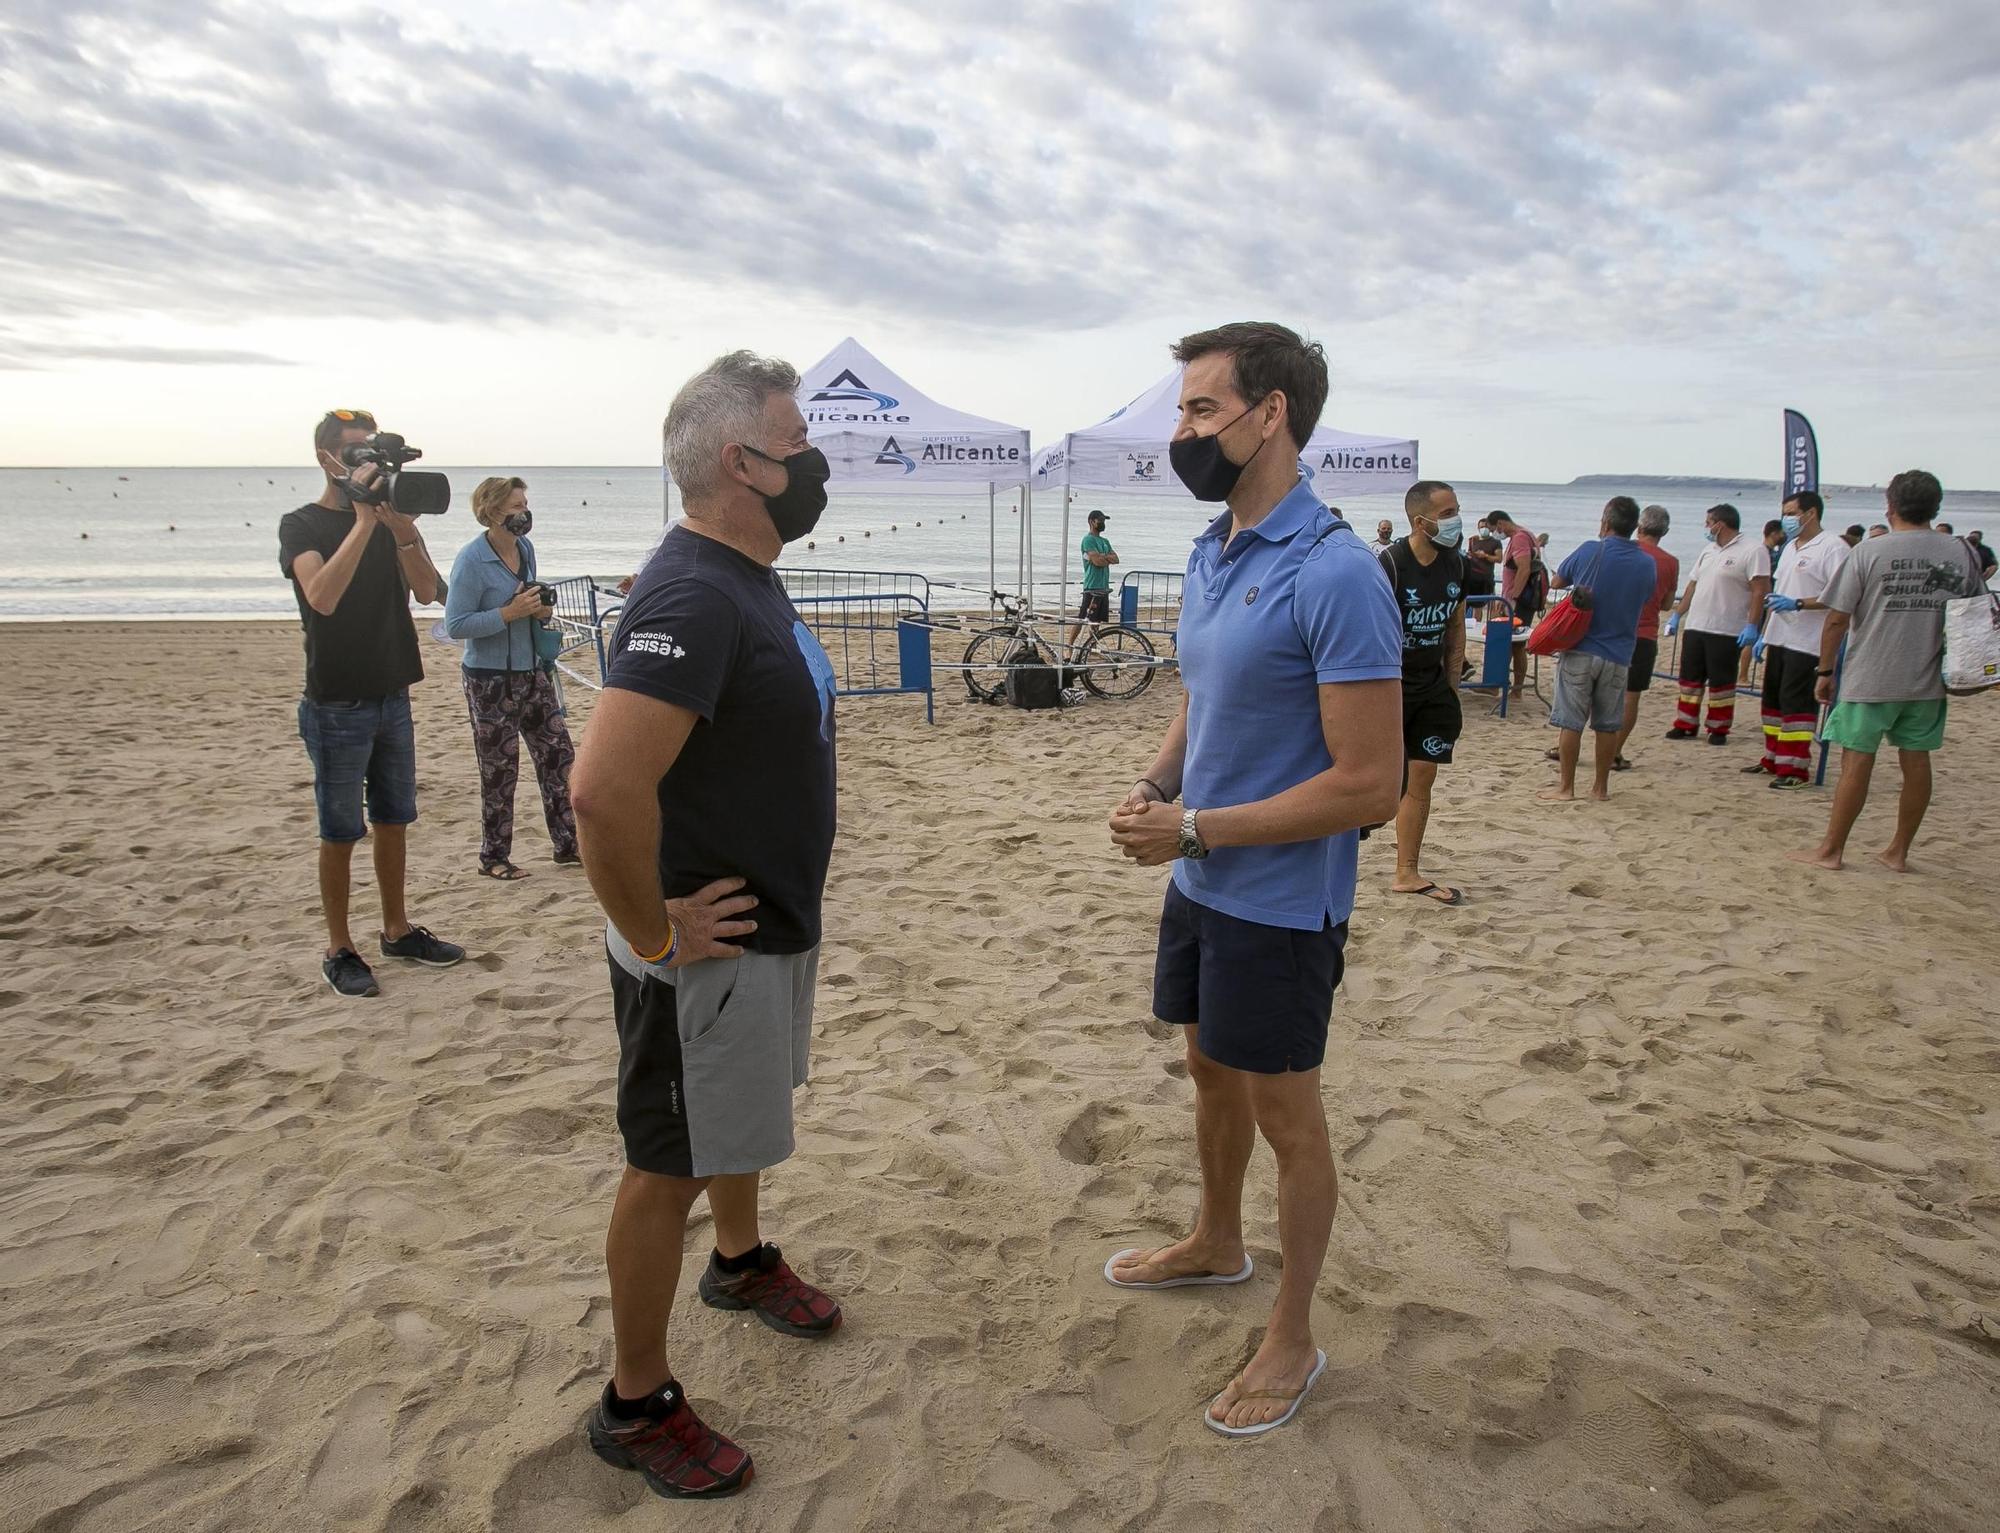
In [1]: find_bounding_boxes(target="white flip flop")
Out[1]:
[1203,1348,1328,1437]
[1102,1247,1254,1290]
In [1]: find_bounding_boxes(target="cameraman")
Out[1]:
[444,476,579,881]
[279,408,464,997]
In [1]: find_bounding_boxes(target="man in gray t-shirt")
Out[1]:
[1790,469,1985,875]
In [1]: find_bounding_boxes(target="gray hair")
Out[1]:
[663,350,800,502]
[1638,503,1670,536]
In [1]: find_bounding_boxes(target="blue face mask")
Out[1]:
[1780,514,1802,539]
[1431,515,1464,547]
[1704,528,1718,544]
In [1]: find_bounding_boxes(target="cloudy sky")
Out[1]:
[2,0,1996,485]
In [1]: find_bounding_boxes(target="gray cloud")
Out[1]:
[0,0,1994,377]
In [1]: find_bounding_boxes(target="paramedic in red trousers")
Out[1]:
[1665,503,1770,744]
[1106,322,1403,1438]
[571,351,842,1501]
[1747,490,1849,789]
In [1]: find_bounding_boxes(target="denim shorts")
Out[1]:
[297,690,418,843]
[1551,651,1629,734]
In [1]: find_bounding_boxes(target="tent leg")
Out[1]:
[989,482,997,618]
[1058,478,1073,657]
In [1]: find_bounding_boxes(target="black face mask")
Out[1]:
[502,510,532,536]
[743,444,831,542]
[1168,397,1272,502]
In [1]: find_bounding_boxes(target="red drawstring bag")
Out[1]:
[1525,545,1604,657]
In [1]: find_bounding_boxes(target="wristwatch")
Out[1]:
[1178,808,1209,861]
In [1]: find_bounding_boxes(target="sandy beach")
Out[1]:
[3,619,1998,1532]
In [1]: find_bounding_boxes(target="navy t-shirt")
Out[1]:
[1557,535,1660,667]
[1378,540,1467,677]
[603,526,837,953]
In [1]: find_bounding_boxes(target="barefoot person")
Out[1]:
[1789,470,1985,874]
[444,476,578,879]
[572,352,842,1501]
[1380,479,1467,905]
[1538,497,1660,802]
[1106,322,1401,1438]
[279,409,463,997]
[1607,504,1679,771]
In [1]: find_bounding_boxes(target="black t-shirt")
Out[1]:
[604,526,837,954]
[1378,540,1468,677]
[278,504,424,703]
[1464,533,1499,597]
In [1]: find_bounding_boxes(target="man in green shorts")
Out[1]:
[1789,469,1986,873]
[1067,509,1119,653]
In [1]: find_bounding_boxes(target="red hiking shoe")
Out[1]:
[586,1380,752,1499]
[697,1242,843,1337]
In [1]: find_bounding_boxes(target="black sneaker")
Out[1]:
[323,948,380,997]
[586,1380,753,1499]
[379,925,465,967]
[1706,732,1729,746]
[1663,728,1697,741]
[698,1243,843,1337]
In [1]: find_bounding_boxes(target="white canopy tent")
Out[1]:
[665,337,1033,599]
[1031,366,1419,618]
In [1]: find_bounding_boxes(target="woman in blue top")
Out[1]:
[444,476,578,879]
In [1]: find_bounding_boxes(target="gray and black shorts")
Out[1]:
[606,927,818,1178]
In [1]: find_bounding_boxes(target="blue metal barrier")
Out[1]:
[1117,569,1184,643]
[781,578,935,723]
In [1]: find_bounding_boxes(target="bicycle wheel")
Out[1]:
[1080,626,1157,700]
[961,628,1015,703]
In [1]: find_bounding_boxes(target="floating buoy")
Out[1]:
[890,523,897,531]
[806,540,815,550]
[864,530,871,538]
[168,524,176,531]
[80,532,89,540]
[915,520,922,527]
[582,499,588,505]
[838,535,845,543]
[245,521,252,527]
[112,492,118,498]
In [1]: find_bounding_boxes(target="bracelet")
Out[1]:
[1816,669,1834,677]
[397,541,418,551]
[1138,777,1170,803]
[634,917,678,966]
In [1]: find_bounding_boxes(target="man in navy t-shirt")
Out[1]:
[570,351,840,1500]
[1540,496,1660,802]
[1107,323,1403,1439]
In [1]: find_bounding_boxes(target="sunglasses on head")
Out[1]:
[324,408,376,426]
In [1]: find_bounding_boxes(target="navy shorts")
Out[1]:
[1152,882,1348,1074]
[297,690,418,843]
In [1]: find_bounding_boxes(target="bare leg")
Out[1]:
[373,822,411,939]
[706,1171,763,1260]
[1789,748,1874,870]
[1390,759,1440,893]
[1590,730,1616,800]
[1208,1067,1335,1430]
[1538,728,1582,800]
[1511,642,1527,699]
[318,840,356,956]
[1108,1028,1252,1284]
[1877,749,1932,872]
[607,1166,709,1399]
[1612,689,1642,764]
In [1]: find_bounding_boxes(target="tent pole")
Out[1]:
[1059,473,1073,656]
[989,482,996,618]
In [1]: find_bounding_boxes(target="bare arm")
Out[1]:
[571,689,758,964]
[1195,678,1402,847]
[1674,579,1695,617]
[1445,601,1466,675]
[1121,692,1189,811]
[1747,576,1771,626]
[380,509,442,605]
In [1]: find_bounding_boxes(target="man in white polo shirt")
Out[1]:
[1748,490,1848,789]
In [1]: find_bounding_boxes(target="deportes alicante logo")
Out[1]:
[805,368,911,425]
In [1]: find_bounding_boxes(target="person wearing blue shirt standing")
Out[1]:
[1106,322,1403,1439]
[1539,496,1661,802]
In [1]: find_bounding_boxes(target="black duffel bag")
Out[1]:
[1005,658,1063,710]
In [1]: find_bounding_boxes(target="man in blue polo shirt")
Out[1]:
[1538,495,1659,802]
[1106,322,1403,1439]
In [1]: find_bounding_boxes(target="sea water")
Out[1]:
[4,466,1994,621]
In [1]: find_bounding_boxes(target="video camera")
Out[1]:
[338,432,451,516]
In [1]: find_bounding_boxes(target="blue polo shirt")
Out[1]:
[1555,535,1659,667]
[1174,479,1403,931]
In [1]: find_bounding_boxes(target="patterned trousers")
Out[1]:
[462,668,577,866]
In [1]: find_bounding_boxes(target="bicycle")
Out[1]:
[960,593,1158,703]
